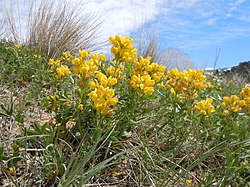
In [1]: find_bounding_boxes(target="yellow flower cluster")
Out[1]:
[106,61,125,80]
[72,50,106,79]
[109,35,137,63]
[88,72,118,115]
[134,56,166,82]
[186,179,193,185]
[48,59,71,79]
[240,87,250,113]
[194,98,215,115]
[129,56,166,94]
[166,68,208,97]
[130,74,155,95]
[222,95,245,114]
[48,59,60,69]
[61,51,72,61]
[55,65,71,79]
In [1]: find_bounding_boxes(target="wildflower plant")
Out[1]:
[2,35,250,186]
[46,36,166,138]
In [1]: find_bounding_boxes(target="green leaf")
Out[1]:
[109,136,119,142]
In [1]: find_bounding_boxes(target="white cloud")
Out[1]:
[204,17,217,25]
[0,0,166,51]
[83,0,165,38]
[229,0,246,6]
[1,0,250,58]
[166,0,199,9]
[228,0,246,11]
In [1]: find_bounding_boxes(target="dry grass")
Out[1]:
[136,30,194,70]
[160,48,194,70]
[136,30,163,63]
[3,0,103,58]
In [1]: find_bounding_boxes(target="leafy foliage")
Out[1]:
[0,35,249,186]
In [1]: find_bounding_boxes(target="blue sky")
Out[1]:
[129,0,250,68]
[0,0,250,69]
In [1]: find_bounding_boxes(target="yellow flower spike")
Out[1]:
[109,35,138,63]
[132,75,141,84]
[167,68,179,78]
[145,64,153,72]
[109,36,116,44]
[241,87,250,100]
[157,82,164,88]
[143,87,154,95]
[111,46,119,54]
[88,81,97,89]
[106,66,115,75]
[223,97,230,104]
[222,95,246,113]
[55,65,71,79]
[61,51,72,61]
[239,100,246,107]
[108,77,117,86]
[79,50,89,60]
[99,54,106,61]
[108,97,118,106]
[48,59,60,68]
[105,88,115,97]
[194,98,215,115]
[88,90,98,101]
[72,57,82,66]
[159,65,166,72]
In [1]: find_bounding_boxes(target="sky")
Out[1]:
[0,0,250,69]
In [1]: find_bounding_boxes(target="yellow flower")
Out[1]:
[166,69,209,97]
[8,167,15,175]
[112,172,122,177]
[222,95,245,113]
[166,68,179,78]
[240,87,250,113]
[111,46,119,54]
[63,102,70,107]
[88,81,97,89]
[48,59,60,69]
[72,57,82,66]
[108,77,117,86]
[55,65,71,79]
[109,35,137,63]
[79,50,89,60]
[88,77,118,115]
[78,104,84,110]
[61,51,72,61]
[108,97,118,106]
[15,44,20,49]
[241,87,250,99]
[186,179,193,185]
[194,98,215,115]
